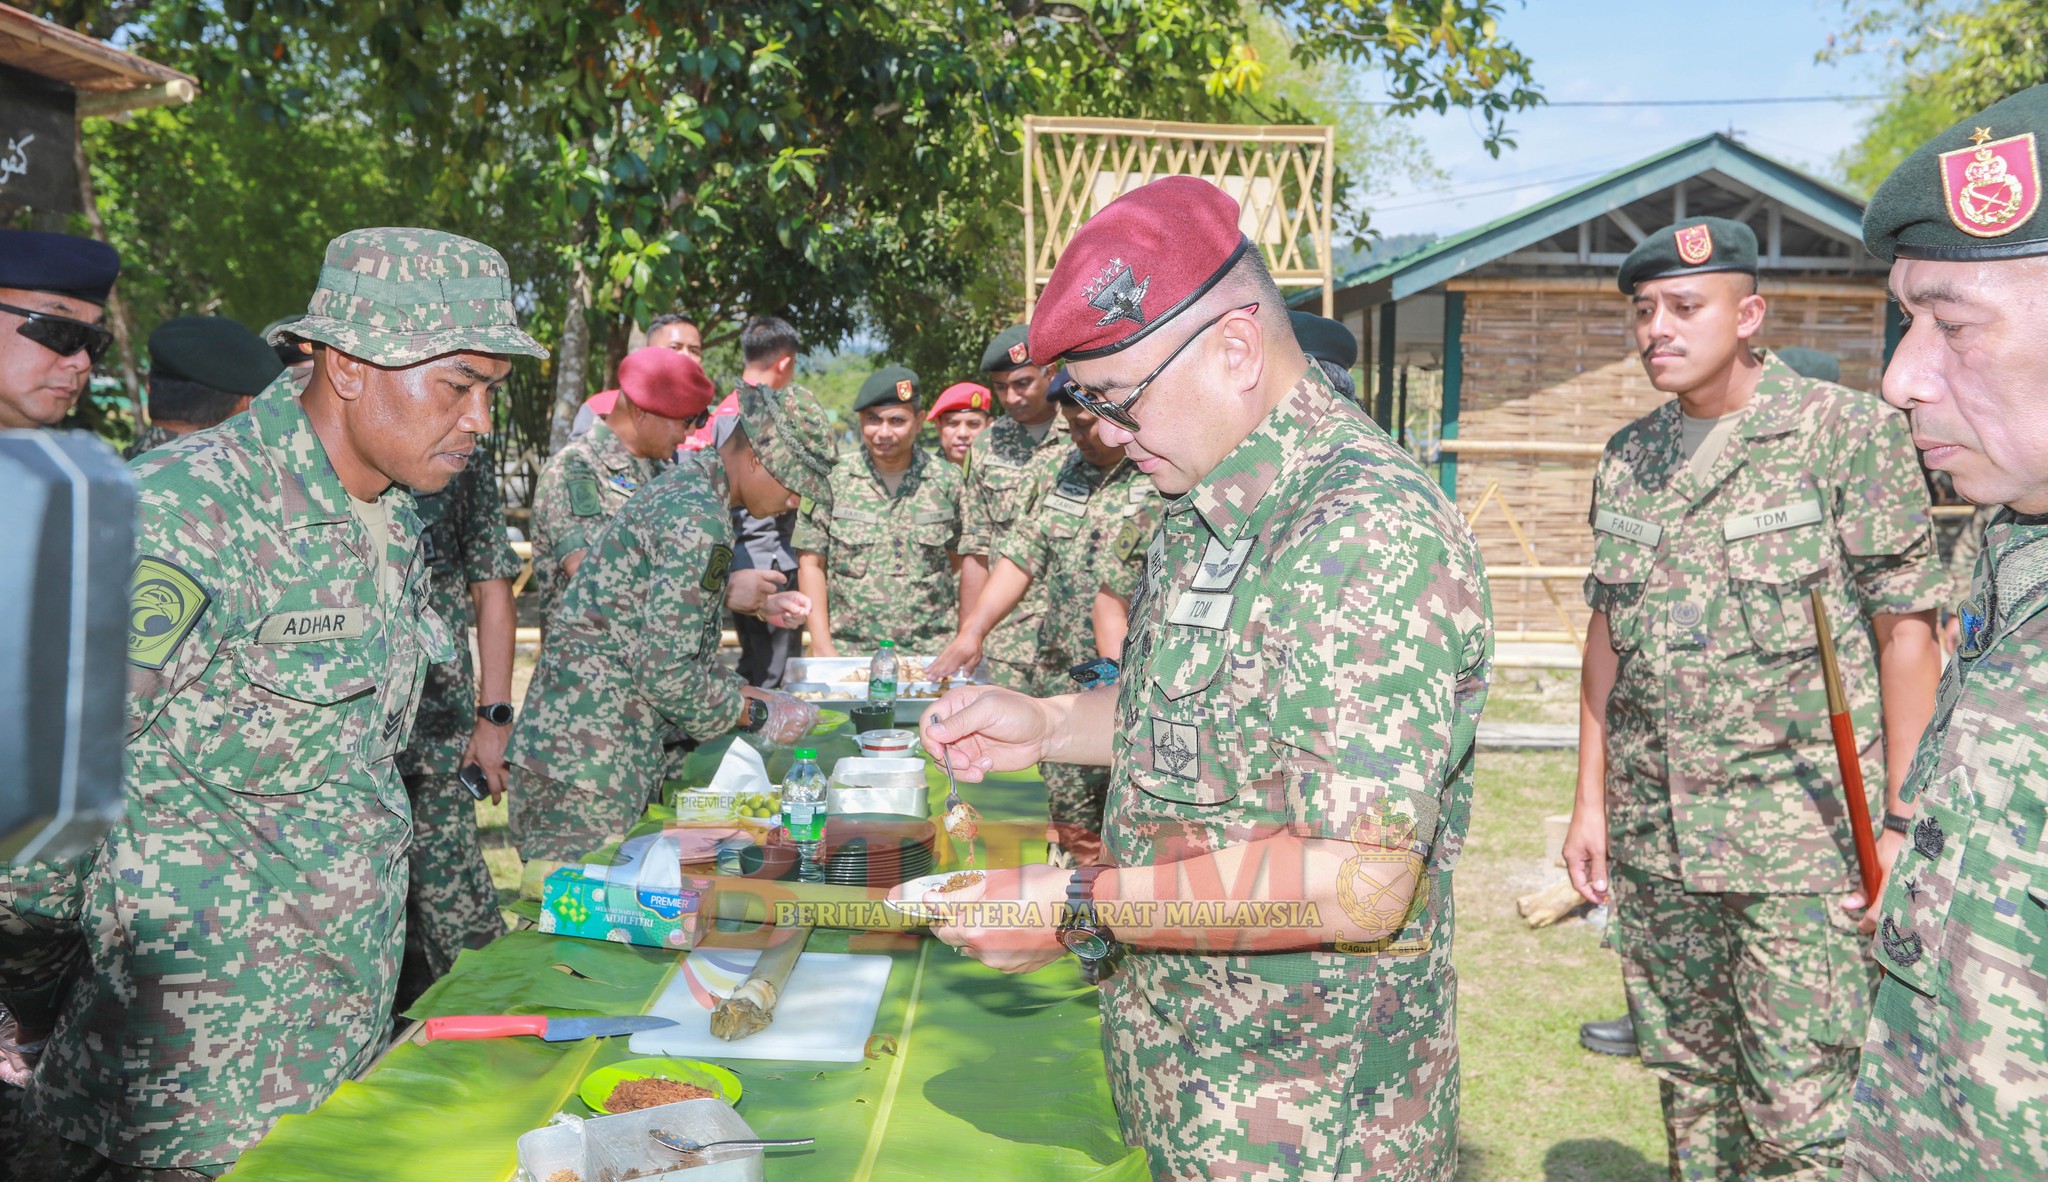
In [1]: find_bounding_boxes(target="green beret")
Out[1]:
[1774,347,1840,384]
[1617,217,1758,293]
[1865,84,2048,262]
[148,316,284,397]
[1289,311,1358,370]
[854,366,920,413]
[736,380,838,508]
[979,324,1032,373]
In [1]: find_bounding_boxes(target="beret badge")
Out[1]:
[896,379,914,400]
[1007,341,1028,364]
[1942,128,2040,238]
[1084,258,1151,329]
[1674,224,1714,266]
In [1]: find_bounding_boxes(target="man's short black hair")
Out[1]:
[646,312,697,335]
[741,316,801,365]
[146,374,244,428]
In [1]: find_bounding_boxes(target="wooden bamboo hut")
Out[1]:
[1324,134,1890,642]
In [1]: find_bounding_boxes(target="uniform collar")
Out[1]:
[589,419,651,475]
[1735,350,1810,440]
[861,444,928,496]
[1179,368,1335,542]
[247,373,360,531]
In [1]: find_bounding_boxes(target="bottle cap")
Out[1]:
[793,747,817,759]
[880,639,895,648]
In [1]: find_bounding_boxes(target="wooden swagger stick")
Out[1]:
[1809,587,1884,903]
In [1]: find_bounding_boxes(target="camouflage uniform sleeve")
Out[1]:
[461,441,522,585]
[534,448,600,560]
[1828,397,1946,616]
[792,492,829,556]
[1096,501,1159,601]
[998,498,1052,579]
[1582,448,1625,613]
[939,460,967,556]
[1269,498,1489,854]
[958,436,993,558]
[129,502,247,734]
[625,514,747,738]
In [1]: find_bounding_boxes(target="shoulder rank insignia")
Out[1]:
[569,477,604,517]
[129,556,211,669]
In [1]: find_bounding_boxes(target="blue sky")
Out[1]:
[1359,0,1887,238]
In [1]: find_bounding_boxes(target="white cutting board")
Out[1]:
[629,948,892,1063]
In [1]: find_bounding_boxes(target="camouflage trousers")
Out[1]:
[0,1103,220,1181]
[0,851,89,1033]
[396,773,505,1011]
[510,765,663,865]
[1611,863,1877,1181]
[1042,761,1109,866]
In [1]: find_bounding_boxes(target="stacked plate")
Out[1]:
[820,813,938,889]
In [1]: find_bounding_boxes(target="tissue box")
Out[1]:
[668,785,781,827]
[538,867,714,950]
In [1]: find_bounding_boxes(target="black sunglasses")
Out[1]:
[0,301,115,364]
[1070,303,1259,431]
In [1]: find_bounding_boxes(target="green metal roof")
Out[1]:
[1303,134,1869,308]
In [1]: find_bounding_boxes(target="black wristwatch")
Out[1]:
[737,697,769,733]
[1057,866,1120,982]
[1882,811,1914,835]
[476,702,514,727]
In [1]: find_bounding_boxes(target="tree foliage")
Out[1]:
[1829,1,2048,195]
[34,0,1536,454]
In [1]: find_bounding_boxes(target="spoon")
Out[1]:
[650,1130,815,1154]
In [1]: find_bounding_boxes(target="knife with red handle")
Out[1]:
[419,1014,677,1042]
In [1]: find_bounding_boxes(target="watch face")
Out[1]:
[479,703,514,726]
[1058,927,1110,960]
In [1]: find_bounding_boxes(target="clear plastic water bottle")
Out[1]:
[869,639,898,708]
[782,747,828,884]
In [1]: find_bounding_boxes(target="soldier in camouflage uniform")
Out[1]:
[510,374,831,863]
[0,228,544,1177]
[795,366,966,656]
[122,316,281,460]
[913,177,1492,1180]
[527,349,707,620]
[941,325,1069,686]
[1561,218,1946,1181]
[394,437,522,1006]
[1840,84,2048,1182]
[934,376,1162,849]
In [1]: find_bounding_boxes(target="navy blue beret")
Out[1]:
[0,230,121,305]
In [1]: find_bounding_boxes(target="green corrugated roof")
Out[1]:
[1299,134,1869,308]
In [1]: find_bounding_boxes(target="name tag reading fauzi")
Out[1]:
[1723,499,1823,542]
[1593,510,1663,547]
[1167,591,1233,629]
[834,506,880,525]
[258,607,366,644]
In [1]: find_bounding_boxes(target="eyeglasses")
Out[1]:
[1069,303,1258,431]
[0,301,114,364]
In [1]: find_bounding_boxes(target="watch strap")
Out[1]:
[1881,811,1913,835]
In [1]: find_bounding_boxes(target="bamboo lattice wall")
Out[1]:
[1021,115,1335,316]
[1450,278,1889,636]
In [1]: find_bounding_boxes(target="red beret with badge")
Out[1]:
[926,381,993,423]
[617,345,715,421]
[1028,175,1251,364]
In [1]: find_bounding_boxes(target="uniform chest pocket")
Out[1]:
[1726,520,1830,655]
[976,462,1030,523]
[1589,534,1656,652]
[1872,767,1973,995]
[911,511,956,552]
[197,628,381,794]
[828,514,880,580]
[1133,622,1234,805]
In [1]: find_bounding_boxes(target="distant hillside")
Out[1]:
[1332,232,1439,279]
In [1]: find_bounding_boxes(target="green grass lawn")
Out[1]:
[467,670,1668,1179]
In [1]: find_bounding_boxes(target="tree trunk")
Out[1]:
[549,259,593,453]
[72,128,141,422]
[602,312,632,391]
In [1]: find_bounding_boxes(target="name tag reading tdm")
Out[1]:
[1723,499,1823,542]
[258,607,366,644]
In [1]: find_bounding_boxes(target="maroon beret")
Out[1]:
[927,381,993,422]
[618,346,715,420]
[1029,176,1250,364]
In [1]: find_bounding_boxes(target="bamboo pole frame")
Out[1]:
[1022,115,1336,318]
